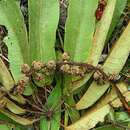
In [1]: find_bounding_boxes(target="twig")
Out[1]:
[113,84,130,114]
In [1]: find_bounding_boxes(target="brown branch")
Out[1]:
[113,84,130,114]
[56,61,109,78]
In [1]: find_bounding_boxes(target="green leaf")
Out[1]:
[28,0,59,62]
[76,22,130,110]
[128,0,130,6]
[95,125,121,130]
[0,0,29,82]
[23,84,33,96]
[40,76,61,130]
[105,0,127,43]
[63,0,98,94]
[28,0,59,86]
[65,96,80,123]
[64,0,118,92]
[0,125,10,130]
[64,0,98,62]
[51,114,61,130]
[115,112,130,123]
[0,113,13,122]
[14,125,34,130]
[40,117,51,130]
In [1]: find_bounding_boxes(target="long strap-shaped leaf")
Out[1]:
[66,105,111,130]
[0,0,32,97]
[3,97,26,115]
[0,125,10,130]
[63,0,98,122]
[0,58,27,103]
[76,22,130,110]
[64,0,98,62]
[66,83,129,130]
[0,0,33,96]
[0,0,29,82]
[65,96,80,123]
[71,0,123,92]
[28,0,59,86]
[64,0,120,92]
[0,92,25,115]
[40,76,61,130]
[105,0,127,43]
[0,58,14,91]
[28,0,59,63]
[63,0,98,95]
[0,109,34,125]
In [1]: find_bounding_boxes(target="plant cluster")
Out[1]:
[0,0,130,130]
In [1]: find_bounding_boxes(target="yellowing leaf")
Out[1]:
[0,109,34,125]
[0,58,14,91]
[76,22,130,110]
[66,0,118,92]
[65,105,111,130]
[4,97,26,115]
[8,94,26,105]
[66,83,130,130]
